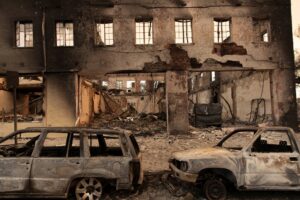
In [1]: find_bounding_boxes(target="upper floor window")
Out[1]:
[56,21,74,47]
[96,19,114,46]
[253,18,271,43]
[214,19,231,43]
[16,21,33,48]
[135,18,153,45]
[175,19,193,44]
[116,80,123,90]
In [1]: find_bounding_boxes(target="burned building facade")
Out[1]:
[0,0,297,134]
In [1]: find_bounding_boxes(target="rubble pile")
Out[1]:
[93,111,167,135]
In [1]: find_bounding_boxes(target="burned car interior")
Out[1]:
[251,131,294,153]
[0,132,41,157]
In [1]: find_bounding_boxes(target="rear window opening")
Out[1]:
[89,134,123,157]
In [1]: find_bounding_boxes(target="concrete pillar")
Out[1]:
[45,73,77,127]
[166,71,189,135]
[270,69,298,130]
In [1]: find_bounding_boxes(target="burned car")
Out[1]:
[169,127,300,200]
[0,127,143,199]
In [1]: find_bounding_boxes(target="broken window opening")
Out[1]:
[96,20,114,46]
[135,19,153,45]
[115,80,123,90]
[214,19,231,43]
[221,131,256,150]
[40,133,68,157]
[56,21,74,47]
[16,21,33,48]
[262,31,269,43]
[211,71,216,82]
[126,81,136,93]
[89,134,123,157]
[175,19,193,44]
[253,18,271,43]
[251,131,293,153]
[102,81,108,88]
[140,80,147,93]
[0,132,41,157]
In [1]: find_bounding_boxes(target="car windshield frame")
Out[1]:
[217,128,258,150]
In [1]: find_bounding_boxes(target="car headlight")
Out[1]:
[180,161,189,172]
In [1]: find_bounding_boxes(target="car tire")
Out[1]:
[203,177,227,200]
[75,177,103,200]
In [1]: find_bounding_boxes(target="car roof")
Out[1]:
[21,127,129,135]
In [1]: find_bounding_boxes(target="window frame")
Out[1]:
[0,130,43,158]
[15,20,34,48]
[86,133,127,158]
[95,19,114,46]
[37,131,84,158]
[214,18,232,44]
[55,21,75,47]
[135,18,153,45]
[245,129,299,154]
[175,18,193,45]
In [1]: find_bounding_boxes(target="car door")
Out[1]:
[30,131,84,195]
[244,129,300,188]
[0,130,41,193]
[84,133,133,189]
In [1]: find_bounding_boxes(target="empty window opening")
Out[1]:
[56,22,74,47]
[40,132,69,157]
[96,20,114,46]
[115,80,123,90]
[253,18,271,43]
[214,19,231,43]
[136,19,153,45]
[126,81,136,93]
[89,134,123,157]
[262,32,269,43]
[16,21,33,47]
[102,81,108,87]
[140,80,147,93]
[221,131,256,150]
[211,71,216,82]
[0,132,41,157]
[251,131,293,153]
[175,19,193,44]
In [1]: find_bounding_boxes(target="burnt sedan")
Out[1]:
[0,127,143,199]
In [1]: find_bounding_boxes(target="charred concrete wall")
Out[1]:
[0,0,297,129]
[0,0,294,75]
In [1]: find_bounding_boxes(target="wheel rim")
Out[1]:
[206,180,226,200]
[75,178,102,200]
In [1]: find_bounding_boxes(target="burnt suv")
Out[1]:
[0,127,143,199]
[170,127,300,200]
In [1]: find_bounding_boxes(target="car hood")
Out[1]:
[172,147,235,160]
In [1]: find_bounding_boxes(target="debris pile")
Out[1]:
[93,109,167,136]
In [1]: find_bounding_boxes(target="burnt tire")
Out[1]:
[75,178,103,200]
[203,178,227,200]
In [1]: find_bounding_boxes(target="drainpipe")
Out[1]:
[42,7,47,72]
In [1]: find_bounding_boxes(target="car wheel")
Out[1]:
[75,178,103,200]
[203,178,227,200]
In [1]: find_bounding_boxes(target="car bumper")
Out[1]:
[169,163,198,183]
